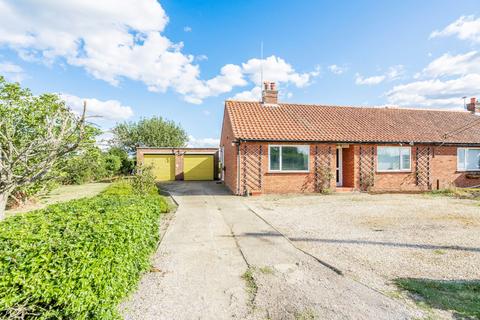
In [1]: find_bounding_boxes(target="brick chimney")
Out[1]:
[262,81,278,104]
[467,97,478,113]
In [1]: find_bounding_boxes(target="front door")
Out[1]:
[336,148,343,187]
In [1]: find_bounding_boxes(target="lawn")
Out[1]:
[0,180,169,319]
[6,182,111,216]
[395,278,480,319]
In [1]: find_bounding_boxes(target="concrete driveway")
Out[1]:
[122,182,422,320]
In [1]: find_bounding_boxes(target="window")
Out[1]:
[269,145,309,172]
[377,146,411,172]
[457,148,480,171]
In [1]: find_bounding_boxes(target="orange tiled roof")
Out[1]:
[225,100,480,144]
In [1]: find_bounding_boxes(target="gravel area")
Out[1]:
[121,182,425,320]
[246,193,480,296]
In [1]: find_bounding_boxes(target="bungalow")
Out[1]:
[220,82,480,195]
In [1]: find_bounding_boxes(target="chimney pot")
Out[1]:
[467,97,478,113]
[261,81,278,104]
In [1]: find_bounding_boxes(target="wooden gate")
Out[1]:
[359,146,375,191]
[416,146,432,190]
[239,144,263,195]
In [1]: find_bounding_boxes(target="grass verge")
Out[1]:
[428,187,480,200]
[0,181,169,319]
[395,278,480,319]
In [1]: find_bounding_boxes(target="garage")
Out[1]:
[137,147,219,181]
[143,154,175,181]
[183,155,214,180]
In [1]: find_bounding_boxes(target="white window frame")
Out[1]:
[376,146,412,173]
[268,145,310,173]
[457,147,480,171]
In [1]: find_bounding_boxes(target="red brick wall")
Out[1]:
[238,141,336,194]
[431,146,480,189]
[217,122,480,193]
[220,110,238,194]
[369,145,479,191]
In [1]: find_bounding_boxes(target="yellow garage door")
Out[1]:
[183,155,214,181]
[143,154,175,181]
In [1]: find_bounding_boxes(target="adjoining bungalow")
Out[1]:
[220,82,480,195]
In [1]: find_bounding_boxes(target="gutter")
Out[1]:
[234,138,480,147]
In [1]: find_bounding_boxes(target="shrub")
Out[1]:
[104,154,122,177]
[101,180,134,196]
[59,147,108,185]
[131,166,158,196]
[0,188,168,319]
[107,147,134,175]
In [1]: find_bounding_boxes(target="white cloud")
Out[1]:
[386,50,480,109]
[0,61,25,82]
[183,26,192,32]
[231,87,262,101]
[196,54,208,61]
[418,51,480,78]
[61,93,133,121]
[355,73,386,85]
[202,110,211,116]
[241,56,319,87]
[187,135,219,148]
[328,64,347,75]
[386,65,405,80]
[229,56,319,101]
[0,1,321,104]
[386,74,480,109]
[430,15,480,43]
[355,65,404,85]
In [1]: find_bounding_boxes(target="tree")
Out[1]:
[0,76,91,218]
[58,146,108,185]
[111,116,188,153]
[107,147,134,174]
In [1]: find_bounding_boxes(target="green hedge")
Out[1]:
[0,185,168,319]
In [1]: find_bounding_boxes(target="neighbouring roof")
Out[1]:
[225,101,480,145]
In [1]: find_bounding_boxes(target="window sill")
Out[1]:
[267,170,310,174]
[376,170,412,173]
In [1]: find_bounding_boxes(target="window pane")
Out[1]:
[466,149,480,170]
[378,147,400,171]
[400,148,410,170]
[270,146,280,170]
[281,146,309,171]
[458,148,466,170]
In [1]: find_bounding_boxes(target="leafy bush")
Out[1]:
[0,185,168,319]
[104,154,122,176]
[101,180,134,196]
[131,165,158,195]
[107,147,134,175]
[59,147,108,185]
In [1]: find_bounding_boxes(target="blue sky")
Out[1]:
[0,0,479,146]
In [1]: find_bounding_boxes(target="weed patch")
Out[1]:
[242,267,258,307]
